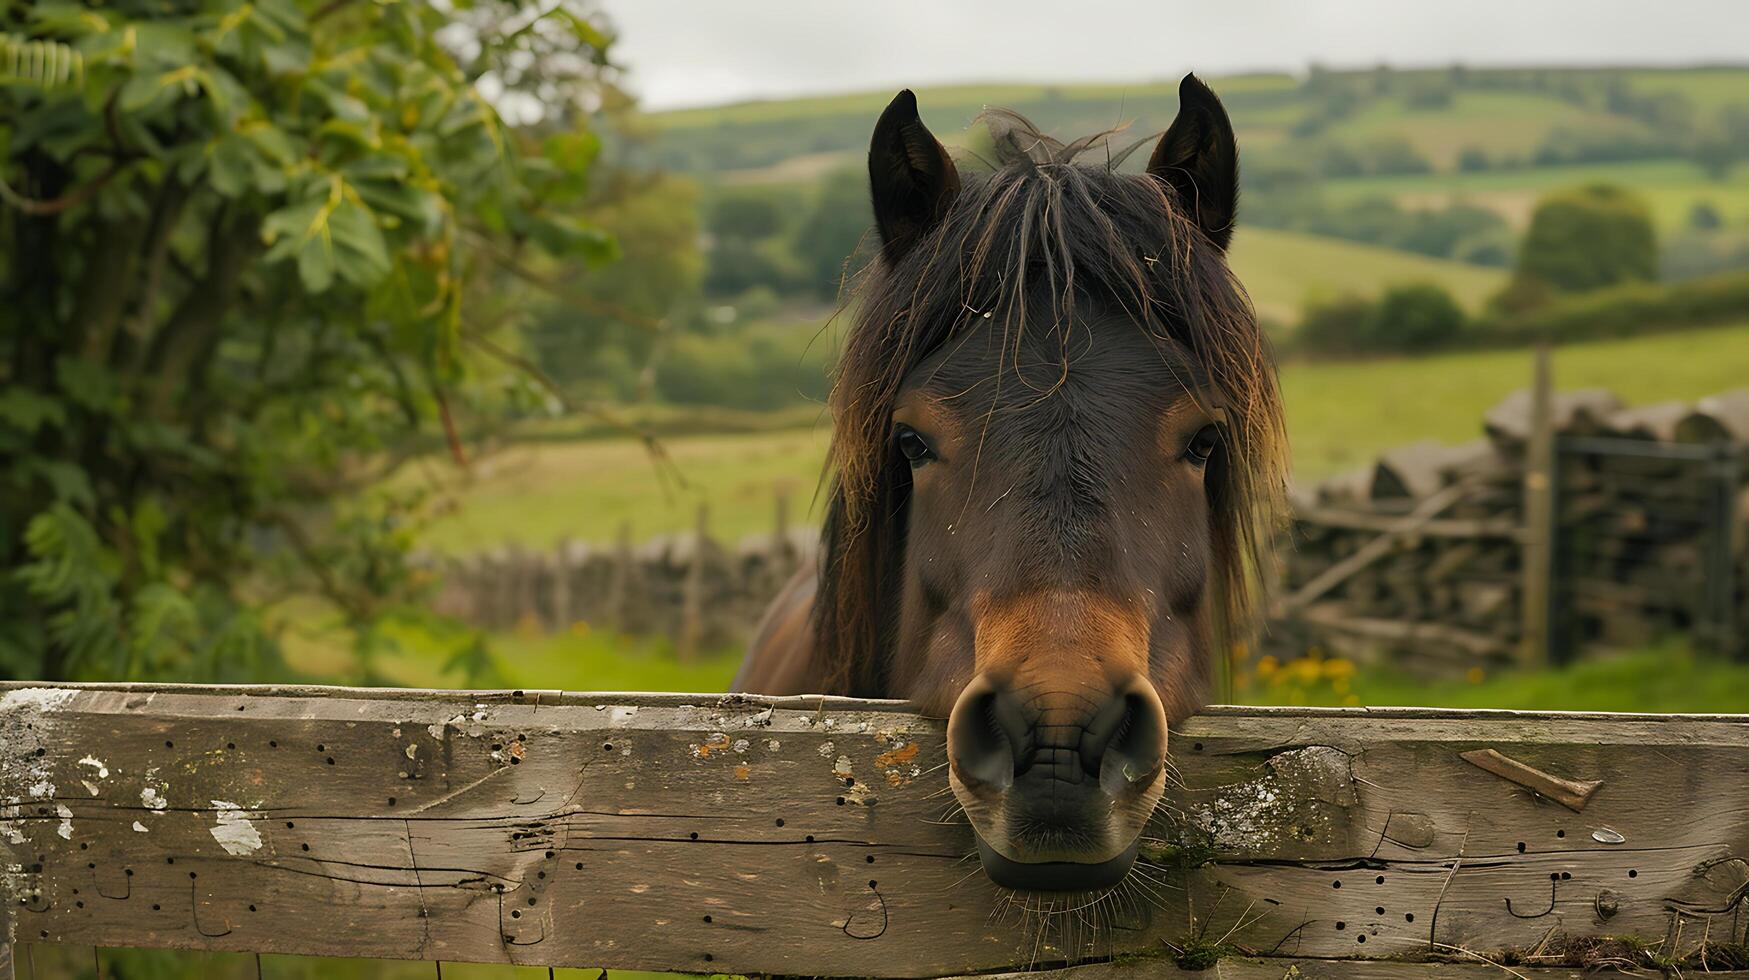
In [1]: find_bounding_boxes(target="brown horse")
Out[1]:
[734,75,1287,892]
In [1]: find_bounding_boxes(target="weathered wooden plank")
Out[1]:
[961,960,1749,979]
[4,685,1749,978]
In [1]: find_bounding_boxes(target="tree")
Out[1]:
[792,168,875,300]
[1,0,617,681]
[1510,184,1657,297]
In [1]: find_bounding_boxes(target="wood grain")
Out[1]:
[4,684,1749,978]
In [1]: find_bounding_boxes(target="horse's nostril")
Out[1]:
[1094,684,1167,796]
[948,677,1028,790]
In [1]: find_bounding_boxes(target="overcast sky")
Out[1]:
[597,1,1747,110]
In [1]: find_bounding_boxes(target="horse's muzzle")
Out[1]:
[946,672,1168,891]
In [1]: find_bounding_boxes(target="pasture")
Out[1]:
[1228,226,1506,322]
[399,320,1749,553]
[1325,158,1749,231]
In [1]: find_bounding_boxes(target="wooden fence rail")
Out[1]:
[4,683,1749,978]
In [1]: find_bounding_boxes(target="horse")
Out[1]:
[733,74,1288,893]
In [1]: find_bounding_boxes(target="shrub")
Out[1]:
[1474,270,1749,345]
[1295,294,1379,355]
[1510,184,1657,295]
[1371,283,1468,350]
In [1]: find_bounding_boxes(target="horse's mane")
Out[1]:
[814,111,1288,698]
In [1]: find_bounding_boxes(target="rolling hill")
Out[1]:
[1229,227,1507,323]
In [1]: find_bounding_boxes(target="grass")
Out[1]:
[1323,90,1644,170]
[1325,158,1749,231]
[1238,642,1749,713]
[1228,227,1507,323]
[395,320,1749,549]
[1279,319,1749,481]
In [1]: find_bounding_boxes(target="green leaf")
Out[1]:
[55,356,120,412]
[329,197,392,287]
[0,387,67,434]
[261,182,391,292]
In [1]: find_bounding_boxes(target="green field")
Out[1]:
[1322,90,1645,169]
[1325,158,1749,231]
[1228,227,1507,322]
[397,320,1749,551]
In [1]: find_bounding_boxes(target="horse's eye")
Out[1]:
[1184,424,1220,465]
[895,425,935,466]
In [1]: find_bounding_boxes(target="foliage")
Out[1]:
[655,320,832,410]
[1373,282,1468,349]
[1510,183,1658,296]
[0,0,616,680]
[790,167,874,299]
[1475,269,1749,345]
[1294,282,1466,354]
[523,170,704,402]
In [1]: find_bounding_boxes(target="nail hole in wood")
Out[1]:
[325,757,335,765]
[575,863,583,870]
[689,832,699,840]
[1556,829,1565,838]
[152,904,161,911]
[703,914,712,923]
[1628,869,1638,878]
[775,818,784,827]
[1517,842,1526,853]
[1357,935,1367,943]
[269,741,277,748]
[868,880,877,889]
[301,844,310,851]
[1375,906,1385,915]
[1332,880,1341,889]
[226,742,235,750]
[602,743,613,752]
[1375,875,1385,884]
[165,741,173,748]
[866,855,875,864]
[1405,913,1415,922]
[1192,742,1203,751]
[1335,922,1345,930]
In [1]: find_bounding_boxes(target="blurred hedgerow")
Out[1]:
[1,0,621,681]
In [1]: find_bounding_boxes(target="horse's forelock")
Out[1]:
[814,115,1288,698]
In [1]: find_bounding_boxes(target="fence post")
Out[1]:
[678,504,710,663]
[1707,445,1742,658]
[1519,344,1556,669]
[607,521,633,633]
[551,538,574,634]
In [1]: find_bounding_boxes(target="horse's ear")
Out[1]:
[869,89,960,264]
[1148,73,1238,251]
